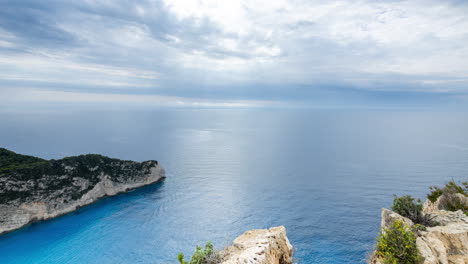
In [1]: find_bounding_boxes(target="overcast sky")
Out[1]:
[1,0,468,109]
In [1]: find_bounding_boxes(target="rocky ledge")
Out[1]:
[219,226,294,264]
[370,195,468,264]
[0,148,165,235]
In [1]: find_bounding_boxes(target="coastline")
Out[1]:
[0,152,166,235]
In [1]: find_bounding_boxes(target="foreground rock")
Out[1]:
[219,226,294,264]
[0,148,165,235]
[370,196,468,264]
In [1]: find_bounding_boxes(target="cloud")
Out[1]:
[0,0,468,108]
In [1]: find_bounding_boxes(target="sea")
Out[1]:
[0,108,467,263]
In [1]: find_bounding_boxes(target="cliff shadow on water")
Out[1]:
[0,179,165,240]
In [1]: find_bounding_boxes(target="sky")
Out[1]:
[1,0,468,109]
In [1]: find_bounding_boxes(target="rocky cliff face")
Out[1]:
[0,148,165,235]
[370,196,468,264]
[219,226,294,264]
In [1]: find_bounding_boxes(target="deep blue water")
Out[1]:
[1,109,468,264]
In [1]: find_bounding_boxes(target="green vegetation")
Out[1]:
[427,186,444,203]
[428,181,468,202]
[0,147,158,205]
[0,148,47,173]
[376,220,424,264]
[373,182,468,263]
[391,195,437,227]
[427,181,468,216]
[177,242,220,264]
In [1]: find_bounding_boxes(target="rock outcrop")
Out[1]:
[0,148,165,235]
[418,197,468,264]
[370,197,468,264]
[219,226,294,264]
[380,208,414,229]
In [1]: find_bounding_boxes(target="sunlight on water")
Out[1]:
[0,109,468,264]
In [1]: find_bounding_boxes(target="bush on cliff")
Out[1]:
[427,181,468,216]
[178,242,221,264]
[391,195,436,227]
[376,220,424,264]
[0,148,47,173]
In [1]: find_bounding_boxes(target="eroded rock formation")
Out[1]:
[370,196,468,264]
[219,226,294,264]
[0,148,165,234]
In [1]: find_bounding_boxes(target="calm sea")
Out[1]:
[0,108,467,264]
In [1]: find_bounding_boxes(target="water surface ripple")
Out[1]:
[1,109,468,263]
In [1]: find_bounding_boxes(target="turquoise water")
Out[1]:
[1,109,468,263]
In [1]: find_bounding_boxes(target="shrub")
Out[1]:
[178,242,221,264]
[427,181,468,216]
[427,186,443,203]
[439,192,468,215]
[376,220,424,264]
[0,148,47,173]
[391,195,436,227]
[178,253,188,264]
[428,181,468,202]
[411,224,427,232]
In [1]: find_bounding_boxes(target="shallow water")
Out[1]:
[1,109,468,263]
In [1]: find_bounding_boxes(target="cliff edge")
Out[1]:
[0,148,165,235]
[369,195,468,264]
[219,226,294,264]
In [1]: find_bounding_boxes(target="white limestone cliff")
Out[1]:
[0,163,165,235]
[219,226,294,264]
[370,196,468,264]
